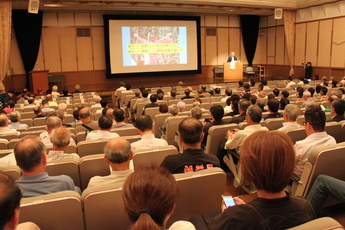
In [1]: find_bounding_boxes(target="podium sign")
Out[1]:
[29,70,49,93]
[223,62,243,81]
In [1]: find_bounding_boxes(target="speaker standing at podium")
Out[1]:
[227,52,237,62]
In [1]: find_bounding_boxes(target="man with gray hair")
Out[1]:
[87,137,133,188]
[278,104,301,132]
[300,90,314,108]
[14,136,80,197]
[8,111,29,130]
[47,126,80,162]
[0,114,18,135]
[228,99,250,124]
[74,108,98,133]
[40,116,76,146]
[91,96,102,108]
[191,106,203,120]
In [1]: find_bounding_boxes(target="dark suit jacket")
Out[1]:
[329,115,345,122]
[264,113,283,120]
[227,56,238,62]
[229,113,246,124]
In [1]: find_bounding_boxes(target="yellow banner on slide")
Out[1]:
[128,43,178,48]
[128,47,184,54]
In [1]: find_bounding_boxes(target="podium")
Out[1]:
[223,62,243,81]
[29,70,49,93]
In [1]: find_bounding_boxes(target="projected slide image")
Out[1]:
[122,26,187,66]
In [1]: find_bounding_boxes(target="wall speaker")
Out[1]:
[274,8,283,19]
[28,0,39,14]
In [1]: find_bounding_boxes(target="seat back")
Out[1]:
[46,144,77,154]
[19,191,84,230]
[136,102,150,118]
[21,112,35,119]
[286,217,344,230]
[0,133,19,141]
[338,121,345,143]
[76,131,87,143]
[111,126,137,136]
[33,117,47,126]
[77,139,108,157]
[20,118,33,127]
[154,113,171,137]
[325,122,341,141]
[284,127,307,143]
[19,130,43,138]
[46,158,80,187]
[144,107,160,120]
[28,125,46,131]
[167,168,226,226]
[82,185,131,230]
[292,142,345,197]
[122,135,141,143]
[0,139,8,150]
[0,165,21,180]
[164,116,187,145]
[265,117,285,131]
[205,124,239,155]
[133,145,178,170]
[79,154,110,191]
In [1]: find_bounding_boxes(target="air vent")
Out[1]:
[76,28,91,37]
[206,28,217,36]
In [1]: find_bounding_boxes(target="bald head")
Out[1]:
[51,126,71,148]
[46,94,53,101]
[14,136,46,172]
[0,114,9,127]
[178,117,203,145]
[104,138,131,164]
[79,108,92,121]
[106,108,114,118]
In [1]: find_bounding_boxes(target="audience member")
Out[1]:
[46,94,57,107]
[14,136,80,197]
[329,98,345,122]
[3,100,15,114]
[133,89,150,112]
[158,104,179,138]
[181,89,194,100]
[294,103,336,177]
[40,116,76,146]
[0,114,18,135]
[224,94,240,116]
[74,108,99,133]
[85,115,119,141]
[41,100,55,113]
[285,76,295,88]
[8,111,28,130]
[256,98,267,112]
[279,98,290,110]
[278,104,301,132]
[281,90,289,98]
[177,101,186,112]
[159,103,169,114]
[0,90,14,104]
[202,105,226,145]
[143,94,160,115]
[228,99,250,124]
[273,88,280,97]
[190,106,203,120]
[240,83,252,98]
[112,109,134,128]
[131,115,168,152]
[264,99,283,120]
[87,137,133,188]
[33,106,48,119]
[224,97,232,114]
[161,117,220,173]
[24,97,36,108]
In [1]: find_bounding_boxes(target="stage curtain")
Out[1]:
[240,15,260,67]
[283,10,295,76]
[0,0,12,91]
[12,10,43,89]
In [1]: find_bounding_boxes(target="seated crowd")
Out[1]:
[1,77,345,230]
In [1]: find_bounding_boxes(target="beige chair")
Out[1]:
[167,168,226,226]
[23,107,35,113]
[19,130,43,138]
[291,142,345,200]
[28,125,46,131]
[222,116,233,123]
[325,122,341,141]
[77,139,108,157]
[135,102,150,119]
[0,165,21,180]
[79,154,111,191]
[144,107,160,120]
[122,135,141,143]
[33,117,47,126]
[120,91,134,108]
[82,184,131,230]
[8,139,20,149]
[284,127,307,143]
[111,126,137,136]
[211,101,226,107]
[46,158,81,187]
[265,117,284,130]
[0,133,19,141]
[182,98,194,104]
[154,113,171,137]
[19,191,85,230]
[204,124,239,155]
[210,97,222,103]
[20,112,35,119]
[202,103,211,110]
[76,131,87,143]
[200,97,210,104]
[337,121,345,143]
[64,114,74,123]
[20,118,33,127]
[286,217,344,230]
[133,145,178,170]
[168,99,180,105]
[162,116,187,145]
[46,143,77,154]
[93,112,102,121]
[0,139,8,149]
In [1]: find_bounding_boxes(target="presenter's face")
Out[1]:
[231,53,235,57]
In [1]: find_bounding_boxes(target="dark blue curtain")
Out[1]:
[12,10,43,89]
[240,15,260,67]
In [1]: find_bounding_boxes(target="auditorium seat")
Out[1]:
[0,139,8,149]
[133,145,178,170]
[167,168,226,227]
[46,158,81,187]
[0,165,21,180]
[8,139,20,149]
[19,191,84,230]
[162,116,188,145]
[64,114,74,123]
[46,143,77,154]
[82,184,131,230]
[135,102,150,119]
[76,131,87,143]
[20,118,33,127]
[79,153,110,191]
[265,117,285,130]
[110,126,137,136]
[210,97,222,103]
[211,101,226,107]
[168,99,180,105]
[201,103,211,110]
[154,113,171,137]
[204,124,239,156]
[19,130,43,138]
[77,139,108,157]
[284,127,307,143]
[93,112,102,121]
[0,133,19,141]
[182,98,194,104]
[33,117,47,126]
[286,217,344,230]
[28,125,46,131]
[122,135,141,143]
[144,107,160,120]
[325,122,342,141]
[337,120,345,143]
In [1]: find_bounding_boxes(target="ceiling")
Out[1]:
[12,0,340,15]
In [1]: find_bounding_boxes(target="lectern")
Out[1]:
[223,62,243,81]
[29,70,49,93]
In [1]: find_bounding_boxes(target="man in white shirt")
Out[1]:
[87,137,133,188]
[278,104,301,132]
[0,114,18,135]
[285,77,295,88]
[90,96,102,108]
[46,94,58,107]
[8,111,28,130]
[47,126,80,162]
[131,115,168,152]
[40,116,76,146]
[294,103,336,177]
[85,115,119,141]
[221,89,232,102]
[41,100,55,113]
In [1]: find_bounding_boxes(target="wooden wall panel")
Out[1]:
[205,36,217,65]
[305,21,318,65]
[294,23,306,65]
[201,27,205,66]
[58,13,75,26]
[317,20,332,67]
[267,27,275,64]
[267,57,275,65]
[77,37,93,71]
[75,13,91,26]
[229,28,240,59]
[42,13,58,27]
[205,15,217,27]
[41,28,61,72]
[217,16,228,27]
[92,27,105,70]
[331,18,345,67]
[275,26,285,65]
[91,13,103,26]
[217,28,228,64]
[59,28,77,72]
[254,29,267,64]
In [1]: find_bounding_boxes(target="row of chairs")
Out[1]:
[1,145,179,191]
[15,167,226,230]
